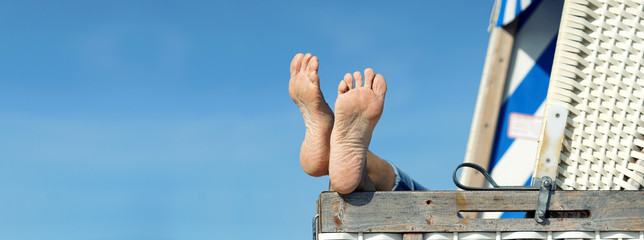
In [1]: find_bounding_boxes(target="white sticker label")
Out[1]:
[508,113,543,140]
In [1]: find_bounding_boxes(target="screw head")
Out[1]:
[543,179,551,187]
[537,210,545,217]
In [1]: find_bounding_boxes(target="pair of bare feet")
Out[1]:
[288,53,387,194]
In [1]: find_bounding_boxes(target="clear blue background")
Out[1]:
[0,1,493,239]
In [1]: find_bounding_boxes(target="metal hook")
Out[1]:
[453,163,539,191]
[453,162,555,224]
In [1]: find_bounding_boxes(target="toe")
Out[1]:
[307,56,319,73]
[300,53,313,72]
[338,78,349,94]
[308,71,319,85]
[290,53,304,76]
[353,71,363,88]
[364,68,375,89]
[343,73,354,90]
[373,74,387,96]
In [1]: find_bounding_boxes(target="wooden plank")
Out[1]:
[461,21,518,189]
[319,191,644,233]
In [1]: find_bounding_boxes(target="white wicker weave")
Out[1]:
[318,233,403,240]
[319,232,644,240]
[541,0,644,190]
[423,231,644,240]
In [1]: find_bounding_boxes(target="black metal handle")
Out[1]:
[453,163,539,191]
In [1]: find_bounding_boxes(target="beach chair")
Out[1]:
[315,0,644,239]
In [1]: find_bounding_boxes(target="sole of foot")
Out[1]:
[288,53,335,177]
[329,68,387,193]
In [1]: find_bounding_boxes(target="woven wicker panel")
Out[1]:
[320,232,644,240]
[545,0,644,190]
[423,231,644,240]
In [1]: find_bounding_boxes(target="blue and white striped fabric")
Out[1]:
[483,0,564,219]
[496,0,537,26]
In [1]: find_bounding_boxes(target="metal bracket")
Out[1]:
[534,176,554,224]
[453,163,556,224]
[533,105,568,184]
[312,214,319,240]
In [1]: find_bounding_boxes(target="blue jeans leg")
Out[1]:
[388,161,427,191]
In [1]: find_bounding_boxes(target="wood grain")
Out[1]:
[461,20,518,190]
[319,191,644,233]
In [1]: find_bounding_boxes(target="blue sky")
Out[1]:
[0,1,493,239]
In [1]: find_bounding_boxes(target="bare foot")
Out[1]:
[329,69,387,193]
[289,53,334,177]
